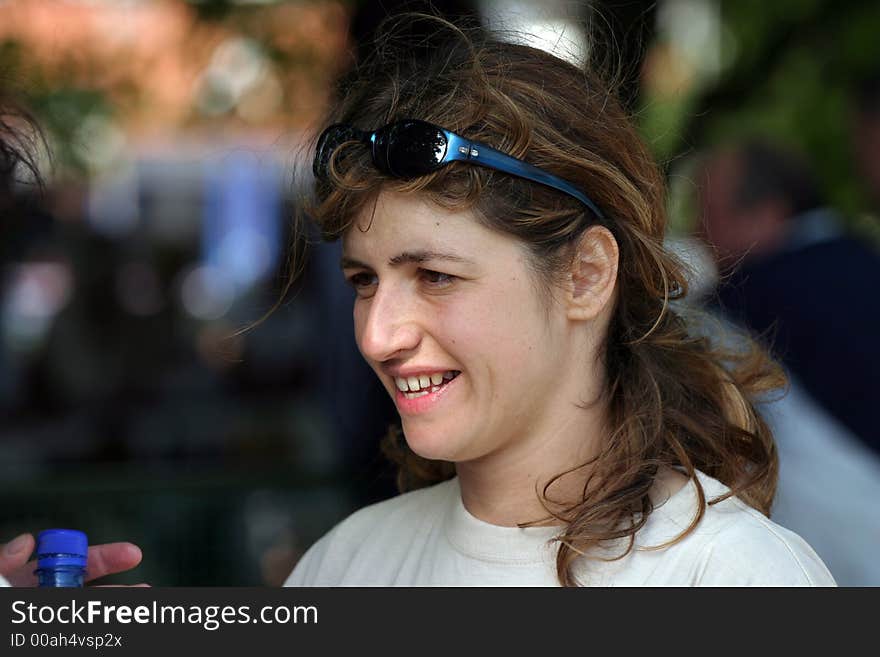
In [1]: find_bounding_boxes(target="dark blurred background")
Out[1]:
[1,0,878,585]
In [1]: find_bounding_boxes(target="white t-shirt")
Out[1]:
[284,470,835,586]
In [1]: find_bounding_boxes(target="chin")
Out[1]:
[402,423,464,462]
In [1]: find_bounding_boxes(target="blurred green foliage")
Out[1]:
[642,0,880,239]
[1,38,116,178]
[4,0,880,237]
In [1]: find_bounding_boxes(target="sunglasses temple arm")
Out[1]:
[459,142,605,221]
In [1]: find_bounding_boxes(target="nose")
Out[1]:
[356,284,422,363]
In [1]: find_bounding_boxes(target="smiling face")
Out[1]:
[341,190,587,465]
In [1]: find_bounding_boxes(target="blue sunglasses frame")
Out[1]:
[314,119,605,221]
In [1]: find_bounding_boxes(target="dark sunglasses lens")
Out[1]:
[314,124,362,179]
[377,121,448,177]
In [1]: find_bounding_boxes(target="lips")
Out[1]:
[393,370,461,415]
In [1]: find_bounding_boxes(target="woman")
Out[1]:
[285,15,834,586]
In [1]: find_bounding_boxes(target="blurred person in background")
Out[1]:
[696,139,880,585]
[0,90,143,587]
[852,71,880,211]
[698,139,880,454]
[284,14,833,586]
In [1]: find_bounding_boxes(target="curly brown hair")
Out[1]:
[301,14,784,586]
[0,89,45,193]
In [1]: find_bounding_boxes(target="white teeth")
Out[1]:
[404,390,429,399]
[395,371,459,394]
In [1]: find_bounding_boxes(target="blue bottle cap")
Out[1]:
[36,529,88,569]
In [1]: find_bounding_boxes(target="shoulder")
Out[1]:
[657,472,836,586]
[284,478,457,586]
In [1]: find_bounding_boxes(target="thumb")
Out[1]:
[0,534,35,579]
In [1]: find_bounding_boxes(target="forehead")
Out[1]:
[341,191,520,262]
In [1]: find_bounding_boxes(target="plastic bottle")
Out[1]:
[35,529,88,588]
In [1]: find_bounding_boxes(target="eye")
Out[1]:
[420,269,455,287]
[346,272,378,295]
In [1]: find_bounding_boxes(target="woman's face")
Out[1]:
[341,190,577,464]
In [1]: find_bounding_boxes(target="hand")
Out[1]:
[0,533,146,587]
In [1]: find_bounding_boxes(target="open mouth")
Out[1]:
[395,370,461,399]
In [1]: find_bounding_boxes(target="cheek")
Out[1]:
[445,293,546,369]
[351,303,375,362]
[446,295,509,346]
[352,304,365,341]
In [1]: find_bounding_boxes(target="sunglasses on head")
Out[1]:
[313,119,605,221]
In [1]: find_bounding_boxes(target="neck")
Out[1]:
[454,395,607,528]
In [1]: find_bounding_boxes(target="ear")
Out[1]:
[565,225,619,322]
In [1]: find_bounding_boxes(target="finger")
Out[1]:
[84,543,143,583]
[0,534,36,587]
[6,541,144,587]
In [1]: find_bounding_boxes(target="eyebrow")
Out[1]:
[340,250,475,270]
